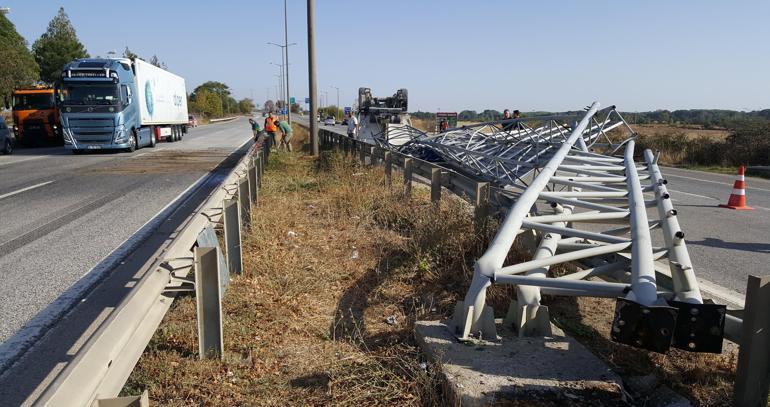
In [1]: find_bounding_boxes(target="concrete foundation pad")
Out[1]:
[415,320,625,406]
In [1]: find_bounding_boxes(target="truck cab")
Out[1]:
[11,86,61,146]
[60,58,151,153]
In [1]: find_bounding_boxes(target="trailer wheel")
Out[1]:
[149,129,156,148]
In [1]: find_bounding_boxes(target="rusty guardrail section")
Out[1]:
[35,142,266,406]
[317,125,770,407]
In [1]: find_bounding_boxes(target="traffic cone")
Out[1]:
[719,166,753,210]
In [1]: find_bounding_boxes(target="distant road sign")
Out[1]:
[305,97,310,104]
[290,97,295,104]
[344,106,351,114]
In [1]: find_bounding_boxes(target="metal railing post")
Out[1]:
[404,158,413,198]
[247,161,258,205]
[370,147,377,165]
[431,167,442,203]
[255,153,263,188]
[384,151,392,188]
[475,182,490,223]
[238,177,250,227]
[734,275,770,406]
[223,198,242,275]
[194,246,224,360]
[359,141,367,165]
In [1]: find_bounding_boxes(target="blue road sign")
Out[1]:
[305,97,310,104]
[344,106,352,114]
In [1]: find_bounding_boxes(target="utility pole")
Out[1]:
[283,0,292,124]
[331,86,340,119]
[307,0,318,155]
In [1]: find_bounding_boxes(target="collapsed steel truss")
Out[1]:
[373,102,726,353]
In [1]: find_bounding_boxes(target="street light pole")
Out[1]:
[307,0,318,155]
[268,41,297,122]
[331,86,340,120]
[283,0,292,124]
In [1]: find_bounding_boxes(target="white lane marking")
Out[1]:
[0,156,46,167]
[668,188,770,211]
[668,189,718,201]
[665,172,770,193]
[0,180,55,200]
[132,152,150,158]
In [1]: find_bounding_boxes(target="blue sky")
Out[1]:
[5,1,770,112]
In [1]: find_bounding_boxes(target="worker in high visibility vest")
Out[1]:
[264,113,278,151]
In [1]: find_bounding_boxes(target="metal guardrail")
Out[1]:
[316,125,770,407]
[35,141,266,406]
[208,116,239,123]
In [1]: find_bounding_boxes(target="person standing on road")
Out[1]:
[264,113,278,151]
[346,113,359,138]
[276,119,294,152]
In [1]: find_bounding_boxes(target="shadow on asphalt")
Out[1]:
[688,237,770,254]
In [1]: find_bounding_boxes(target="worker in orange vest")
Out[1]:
[264,112,278,151]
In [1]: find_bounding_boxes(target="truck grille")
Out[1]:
[68,117,115,143]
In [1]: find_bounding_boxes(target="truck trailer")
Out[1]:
[59,58,188,153]
[11,85,62,146]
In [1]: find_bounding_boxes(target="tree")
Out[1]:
[238,98,255,114]
[149,54,167,69]
[0,13,39,101]
[32,7,89,83]
[290,103,300,114]
[122,46,139,60]
[264,100,275,113]
[189,89,222,118]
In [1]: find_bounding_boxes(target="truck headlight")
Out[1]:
[63,129,74,144]
[114,127,128,143]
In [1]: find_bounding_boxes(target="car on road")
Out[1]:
[0,116,14,154]
[188,115,198,128]
[324,116,336,126]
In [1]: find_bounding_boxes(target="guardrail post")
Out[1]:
[404,158,413,198]
[247,161,258,206]
[370,147,378,166]
[238,177,250,227]
[93,390,150,407]
[359,141,367,165]
[734,275,770,407]
[194,246,224,360]
[223,198,242,275]
[475,182,490,221]
[431,167,442,203]
[384,151,392,188]
[255,153,263,188]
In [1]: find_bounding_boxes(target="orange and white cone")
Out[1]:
[719,165,753,210]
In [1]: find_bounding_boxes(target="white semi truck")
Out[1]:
[60,58,189,153]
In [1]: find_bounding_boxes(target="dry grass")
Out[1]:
[122,145,740,406]
[634,124,729,141]
[410,118,435,133]
[123,148,502,406]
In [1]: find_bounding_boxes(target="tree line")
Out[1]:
[413,108,770,130]
[0,7,254,119]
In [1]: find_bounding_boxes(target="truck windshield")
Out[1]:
[61,84,120,105]
[13,93,55,110]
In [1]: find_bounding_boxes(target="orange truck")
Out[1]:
[11,85,62,146]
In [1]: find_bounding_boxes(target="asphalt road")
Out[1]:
[308,117,769,295]
[0,118,251,351]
